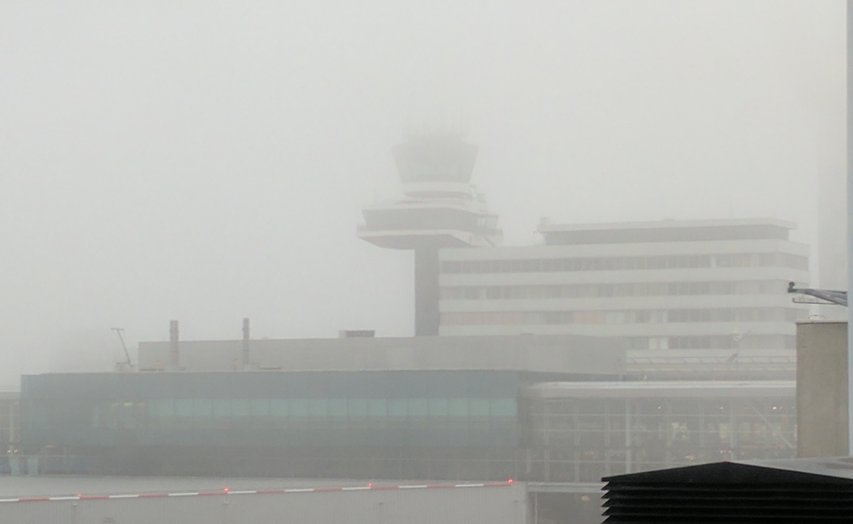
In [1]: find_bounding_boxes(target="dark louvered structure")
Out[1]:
[602,457,853,523]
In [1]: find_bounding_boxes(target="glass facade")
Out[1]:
[18,372,796,483]
[21,371,523,480]
[523,394,796,483]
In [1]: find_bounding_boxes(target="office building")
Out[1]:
[439,218,810,379]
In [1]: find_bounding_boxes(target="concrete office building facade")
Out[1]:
[439,218,810,379]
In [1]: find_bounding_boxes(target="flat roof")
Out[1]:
[537,217,796,233]
[137,334,625,376]
[525,380,794,399]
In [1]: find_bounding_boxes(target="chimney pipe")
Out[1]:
[169,320,179,369]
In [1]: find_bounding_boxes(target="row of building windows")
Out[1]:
[523,398,795,482]
[89,397,518,430]
[440,280,786,300]
[440,308,804,326]
[441,253,808,274]
[530,420,786,451]
[625,335,795,350]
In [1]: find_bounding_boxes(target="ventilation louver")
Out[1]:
[602,459,853,524]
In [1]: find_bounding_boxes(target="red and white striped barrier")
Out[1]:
[0,479,513,504]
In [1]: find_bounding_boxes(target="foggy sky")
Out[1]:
[0,1,845,386]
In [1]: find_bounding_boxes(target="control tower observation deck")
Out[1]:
[358,134,501,336]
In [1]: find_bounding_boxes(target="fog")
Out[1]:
[0,1,845,386]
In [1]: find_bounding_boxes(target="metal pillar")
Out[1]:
[242,318,251,366]
[414,248,440,336]
[169,320,180,369]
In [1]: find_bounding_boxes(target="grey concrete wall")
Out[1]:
[137,334,625,376]
[0,483,528,524]
[414,247,440,336]
[797,321,848,457]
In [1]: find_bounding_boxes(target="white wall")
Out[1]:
[0,483,528,524]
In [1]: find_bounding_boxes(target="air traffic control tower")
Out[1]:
[359,134,501,336]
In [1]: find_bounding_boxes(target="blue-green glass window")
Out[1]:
[348,398,367,418]
[106,403,120,429]
[233,399,251,417]
[328,399,347,418]
[491,399,516,417]
[92,405,101,428]
[388,399,407,418]
[150,399,174,418]
[118,402,139,429]
[368,399,387,418]
[194,399,213,417]
[470,399,490,417]
[448,398,468,417]
[270,399,288,417]
[251,399,269,416]
[307,399,327,418]
[290,399,308,417]
[175,399,193,417]
[408,398,428,417]
[93,404,110,428]
[213,399,231,417]
[429,398,448,417]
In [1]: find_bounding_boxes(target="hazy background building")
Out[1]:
[0,1,844,386]
[439,218,809,379]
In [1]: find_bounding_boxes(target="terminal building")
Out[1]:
[8,136,811,523]
[20,334,796,484]
[22,334,624,480]
[17,333,795,524]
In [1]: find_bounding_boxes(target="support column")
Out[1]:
[414,248,440,336]
[847,0,853,454]
[169,320,180,369]
[242,318,251,367]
